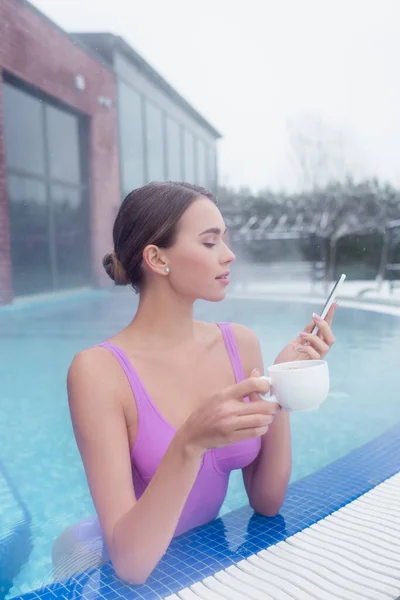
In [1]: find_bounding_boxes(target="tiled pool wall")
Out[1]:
[12,422,400,600]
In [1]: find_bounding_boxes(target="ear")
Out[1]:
[142,245,169,275]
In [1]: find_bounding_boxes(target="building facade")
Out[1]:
[0,2,220,305]
[75,33,220,199]
[0,0,120,303]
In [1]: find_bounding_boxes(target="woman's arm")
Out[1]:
[68,348,202,585]
[243,408,292,516]
[232,324,292,516]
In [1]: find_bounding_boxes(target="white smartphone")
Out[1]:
[311,273,346,335]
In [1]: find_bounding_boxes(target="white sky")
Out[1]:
[30,0,400,192]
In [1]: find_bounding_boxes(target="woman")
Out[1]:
[53,181,336,584]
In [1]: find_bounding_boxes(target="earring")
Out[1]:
[164,266,170,274]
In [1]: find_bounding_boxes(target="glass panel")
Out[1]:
[166,116,182,180]
[183,130,195,183]
[145,101,165,181]
[7,175,52,296]
[46,105,81,184]
[118,81,145,194]
[208,147,217,190]
[196,139,207,186]
[51,185,90,289]
[3,82,46,176]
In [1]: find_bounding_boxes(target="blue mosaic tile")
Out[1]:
[12,422,400,600]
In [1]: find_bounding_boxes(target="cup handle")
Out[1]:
[259,376,277,403]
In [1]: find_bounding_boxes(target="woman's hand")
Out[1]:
[177,377,280,457]
[274,302,337,364]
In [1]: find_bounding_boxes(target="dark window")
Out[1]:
[46,105,81,184]
[3,83,46,176]
[7,175,52,296]
[208,147,217,190]
[196,140,207,187]
[118,81,145,194]
[166,116,182,180]
[51,185,90,289]
[3,79,89,297]
[183,130,195,183]
[145,101,165,181]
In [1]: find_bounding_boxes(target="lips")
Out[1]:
[216,271,230,279]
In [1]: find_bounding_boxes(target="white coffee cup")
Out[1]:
[260,359,330,412]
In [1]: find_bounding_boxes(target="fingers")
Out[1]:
[239,398,281,416]
[227,375,270,401]
[311,313,336,346]
[299,303,337,348]
[303,319,315,334]
[324,302,338,326]
[295,343,321,359]
[248,369,279,408]
[249,390,282,414]
[234,413,274,431]
[302,302,338,336]
[297,332,329,355]
[232,425,270,441]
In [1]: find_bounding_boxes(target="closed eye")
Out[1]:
[203,243,216,248]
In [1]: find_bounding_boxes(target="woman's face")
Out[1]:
[165,197,236,302]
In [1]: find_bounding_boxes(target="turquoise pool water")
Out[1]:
[1,290,400,598]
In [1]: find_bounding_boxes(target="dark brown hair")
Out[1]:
[103,181,217,292]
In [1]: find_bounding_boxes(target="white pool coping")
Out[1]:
[165,472,400,600]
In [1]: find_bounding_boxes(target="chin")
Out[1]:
[199,289,227,303]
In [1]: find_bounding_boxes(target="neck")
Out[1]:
[128,284,196,349]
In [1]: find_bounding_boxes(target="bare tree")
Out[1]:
[287,114,360,191]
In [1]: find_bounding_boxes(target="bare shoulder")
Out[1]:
[230,323,264,376]
[67,346,126,410]
[230,323,260,348]
[68,346,118,385]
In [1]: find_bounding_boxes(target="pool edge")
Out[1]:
[11,422,400,600]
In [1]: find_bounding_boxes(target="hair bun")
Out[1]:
[102,252,130,286]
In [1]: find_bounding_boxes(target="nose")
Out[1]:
[221,242,236,265]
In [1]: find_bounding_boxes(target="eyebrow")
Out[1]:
[199,227,227,236]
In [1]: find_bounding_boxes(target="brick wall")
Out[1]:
[0,0,121,304]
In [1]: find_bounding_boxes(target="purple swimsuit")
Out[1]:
[69,322,261,558]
